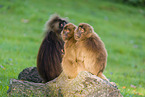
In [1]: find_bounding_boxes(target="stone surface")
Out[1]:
[18,67,43,83]
[8,71,123,97]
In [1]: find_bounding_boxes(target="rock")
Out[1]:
[18,67,43,83]
[8,71,123,97]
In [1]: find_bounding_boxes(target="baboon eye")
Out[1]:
[59,22,64,28]
[64,28,70,33]
[61,23,63,27]
[81,29,84,32]
[66,29,70,33]
[63,21,67,26]
[78,27,84,33]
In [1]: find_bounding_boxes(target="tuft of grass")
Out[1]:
[0,0,145,96]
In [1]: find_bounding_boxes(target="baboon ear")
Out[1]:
[89,29,92,33]
[89,26,93,33]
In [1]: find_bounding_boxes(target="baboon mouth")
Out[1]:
[75,36,80,40]
[63,36,67,40]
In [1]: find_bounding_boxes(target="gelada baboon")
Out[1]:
[74,23,109,81]
[61,23,77,78]
[37,14,68,82]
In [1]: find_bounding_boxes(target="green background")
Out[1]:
[0,0,145,96]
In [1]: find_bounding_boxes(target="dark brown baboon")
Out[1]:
[61,23,77,79]
[74,23,109,81]
[37,14,68,82]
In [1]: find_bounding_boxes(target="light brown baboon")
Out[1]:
[61,23,77,78]
[74,23,109,81]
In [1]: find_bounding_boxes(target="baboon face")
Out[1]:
[59,20,67,30]
[61,23,76,41]
[74,23,93,40]
[51,19,68,34]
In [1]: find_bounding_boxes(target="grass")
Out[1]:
[0,0,145,96]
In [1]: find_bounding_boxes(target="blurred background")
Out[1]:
[0,0,145,96]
